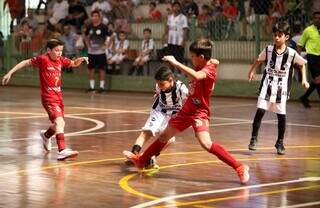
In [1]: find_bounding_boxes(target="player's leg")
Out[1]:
[87,54,96,92]
[96,54,107,93]
[129,57,139,75]
[194,123,249,184]
[249,108,266,150]
[275,113,286,155]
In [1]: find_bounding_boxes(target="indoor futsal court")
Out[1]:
[0,86,319,208]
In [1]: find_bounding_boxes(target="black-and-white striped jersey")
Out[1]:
[152,80,189,115]
[257,45,307,103]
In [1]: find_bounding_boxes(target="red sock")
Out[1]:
[139,139,167,165]
[56,133,66,152]
[44,127,55,138]
[209,143,241,170]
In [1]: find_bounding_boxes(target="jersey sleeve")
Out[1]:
[202,64,216,80]
[293,51,307,66]
[61,57,72,68]
[257,48,267,61]
[30,56,41,68]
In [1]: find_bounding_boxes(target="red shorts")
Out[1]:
[42,100,64,122]
[169,111,210,132]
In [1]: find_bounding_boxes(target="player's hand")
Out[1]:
[162,55,177,65]
[248,71,255,82]
[302,81,310,89]
[2,73,12,85]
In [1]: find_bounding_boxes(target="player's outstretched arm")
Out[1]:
[162,56,206,80]
[70,57,88,68]
[248,59,262,82]
[299,64,310,89]
[2,59,31,85]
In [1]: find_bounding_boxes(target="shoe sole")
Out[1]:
[57,152,79,161]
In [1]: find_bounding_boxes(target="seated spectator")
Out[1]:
[47,0,69,32]
[181,0,199,18]
[108,31,129,74]
[197,4,212,26]
[148,2,162,21]
[129,28,154,76]
[66,0,88,33]
[91,0,112,25]
[20,9,38,31]
[105,22,117,61]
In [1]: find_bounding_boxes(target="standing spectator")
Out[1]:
[4,0,25,33]
[20,9,38,31]
[222,0,238,39]
[108,31,129,75]
[197,4,212,27]
[181,0,199,18]
[59,24,78,73]
[298,11,320,108]
[105,22,117,63]
[91,0,112,25]
[14,20,33,59]
[36,0,51,14]
[264,0,284,34]
[236,0,247,40]
[66,0,88,33]
[47,0,69,32]
[85,10,109,93]
[163,1,188,73]
[148,2,162,22]
[129,28,154,76]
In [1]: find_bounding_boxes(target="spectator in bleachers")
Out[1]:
[148,2,162,22]
[14,20,33,59]
[85,10,109,93]
[105,22,117,63]
[66,0,88,33]
[236,0,248,40]
[210,0,223,19]
[59,24,78,73]
[4,0,25,33]
[47,0,69,32]
[129,28,155,76]
[264,0,284,34]
[20,9,38,31]
[36,0,51,14]
[108,31,130,75]
[221,0,238,38]
[91,0,112,25]
[162,1,188,73]
[110,0,131,33]
[197,4,212,26]
[181,0,199,17]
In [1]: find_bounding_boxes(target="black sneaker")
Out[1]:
[275,142,285,155]
[97,88,105,94]
[248,138,257,151]
[299,96,311,108]
[144,156,159,169]
[86,88,95,93]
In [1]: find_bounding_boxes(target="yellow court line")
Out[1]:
[119,157,320,207]
[155,185,320,208]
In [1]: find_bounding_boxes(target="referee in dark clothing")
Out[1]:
[298,11,320,108]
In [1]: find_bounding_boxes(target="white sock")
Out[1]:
[89,80,95,89]
[100,80,105,89]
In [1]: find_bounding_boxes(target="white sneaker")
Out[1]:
[40,130,52,152]
[57,148,79,160]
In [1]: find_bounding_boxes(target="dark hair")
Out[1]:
[172,1,181,8]
[272,21,290,36]
[46,39,64,49]
[91,10,100,16]
[143,28,152,33]
[292,21,301,34]
[189,38,213,60]
[313,11,320,16]
[154,66,174,81]
[149,2,156,7]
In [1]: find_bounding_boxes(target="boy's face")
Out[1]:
[143,31,151,39]
[91,13,101,24]
[156,77,174,92]
[273,32,289,47]
[119,33,126,40]
[190,52,206,69]
[48,45,63,60]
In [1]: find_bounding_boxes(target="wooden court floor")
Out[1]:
[0,86,319,208]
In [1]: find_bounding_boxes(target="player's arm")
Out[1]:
[248,59,263,81]
[299,64,309,89]
[69,57,89,68]
[2,59,32,85]
[162,55,207,80]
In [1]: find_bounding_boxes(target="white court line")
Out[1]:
[213,103,256,109]
[64,115,105,136]
[130,177,320,208]
[277,201,320,208]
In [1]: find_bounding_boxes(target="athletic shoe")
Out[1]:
[96,88,105,94]
[124,159,134,166]
[236,164,250,184]
[144,156,159,170]
[123,150,144,170]
[299,96,311,108]
[57,148,79,160]
[248,138,257,151]
[275,142,285,155]
[86,88,95,93]
[40,130,52,152]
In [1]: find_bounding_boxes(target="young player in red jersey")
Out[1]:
[2,39,88,160]
[124,38,250,184]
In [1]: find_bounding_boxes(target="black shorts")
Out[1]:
[167,44,185,63]
[306,54,320,79]
[88,54,106,70]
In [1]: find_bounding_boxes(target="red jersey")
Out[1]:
[31,54,71,102]
[180,63,217,119]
